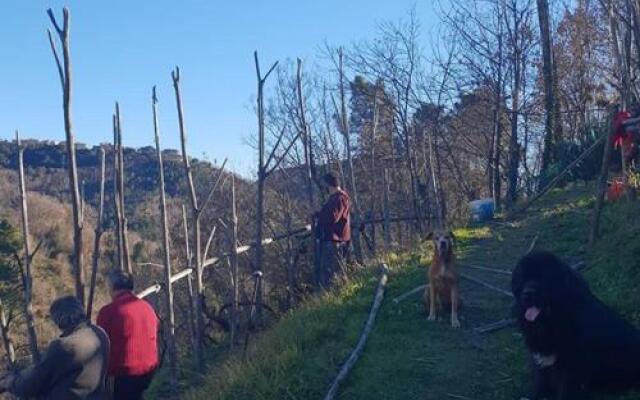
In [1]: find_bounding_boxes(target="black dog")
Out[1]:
[512,251,640,399]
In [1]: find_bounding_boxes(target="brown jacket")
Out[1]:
[318,189,351,242]
[11,322,109,400]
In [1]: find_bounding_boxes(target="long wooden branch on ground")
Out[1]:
[324,264,389,400]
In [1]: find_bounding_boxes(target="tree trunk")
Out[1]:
[507,9,522,209]
[152,87,178,384]
[383,169,391,252]
[0,297,16,368]
[16,132,40,363]
[337,48,363,265]
[87,148,106,319]
[172,67,204,371]
[230,175,239,349]
[590,111,616,244]
[47,7,85,307]
[114,104,132,274]
[182,205,198,362]
[537,0,558,171]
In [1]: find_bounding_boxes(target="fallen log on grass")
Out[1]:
[324,264,389,400]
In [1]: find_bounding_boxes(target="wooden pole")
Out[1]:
[152,87,178,384]
[47,7,85,307]
[87,147,106,318]
[324,265,389,400]
[15,132,40,363]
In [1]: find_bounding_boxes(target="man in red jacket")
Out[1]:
[315,172,351,289]
[97,270,159,400]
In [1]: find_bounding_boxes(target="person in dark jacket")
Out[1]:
[97,270,159,400]
[0,296,110,400]
[315,172,351,288]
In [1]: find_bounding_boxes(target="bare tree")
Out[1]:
[87,147,106,318]
[253,51,302,320]
[0,297,16,368]
[172,67,228,370]
[15,131,40,363]
[113,103,132,273]
[151,87,178,384]
[537,0,562,171]
[47,7,85,306]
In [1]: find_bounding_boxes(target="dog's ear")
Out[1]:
[425,232,434,240]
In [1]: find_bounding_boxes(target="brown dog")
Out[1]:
[424,230,460,328]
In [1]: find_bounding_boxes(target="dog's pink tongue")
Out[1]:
[525,307,540,322]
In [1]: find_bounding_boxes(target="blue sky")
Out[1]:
[1,1,438,176]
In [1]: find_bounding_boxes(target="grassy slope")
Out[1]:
[186,184,640,400]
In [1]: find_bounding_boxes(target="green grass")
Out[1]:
[185,183,640,400]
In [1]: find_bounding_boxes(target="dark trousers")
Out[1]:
[317,241,349,289]
[113,371,154,400]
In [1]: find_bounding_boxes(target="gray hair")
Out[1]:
[50,296,86,331]
[107,269,134,291]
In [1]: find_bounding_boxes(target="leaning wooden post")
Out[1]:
[87,147,106,318]
[590,110,616,244]
[0,298,16,368]
[324,265,389,400]
[15,132,40,363]
[229,174,239,350]
[383,169,391,252]
[152,87,178,384]
[172,67,205,370]
[47,7,85,307]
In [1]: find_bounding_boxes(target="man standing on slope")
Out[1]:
[315,172,352,289]
[97,270,159,400]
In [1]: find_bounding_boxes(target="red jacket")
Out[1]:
[318,189,351,242]
[97,291,159,377]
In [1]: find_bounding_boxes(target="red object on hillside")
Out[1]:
[607,177,626,201]
[97,291,159,376]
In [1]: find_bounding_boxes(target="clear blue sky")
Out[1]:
[1,1,437,176]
